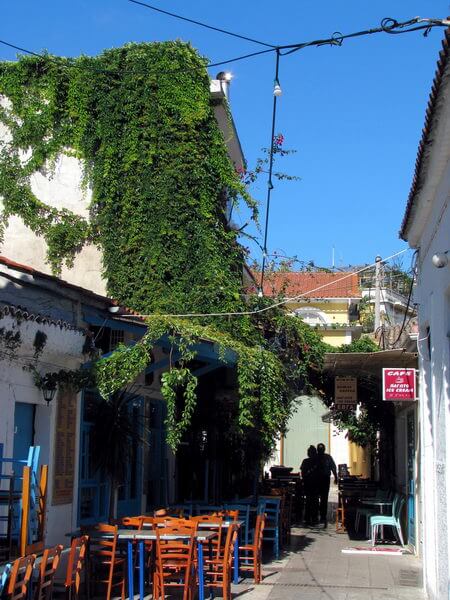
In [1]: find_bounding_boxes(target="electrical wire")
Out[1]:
[117,248,408,319]
[388,250,418,348]
[278,17,449,56]
[0,37,273,74]
[127,0,277,49]
[259,49,280,294]
[0,17,447,74]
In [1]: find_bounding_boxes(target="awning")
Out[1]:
[323,349,418,378]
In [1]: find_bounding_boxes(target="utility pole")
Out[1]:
[374,255,382,332]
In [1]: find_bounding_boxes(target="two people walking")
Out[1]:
[300,443,337,526]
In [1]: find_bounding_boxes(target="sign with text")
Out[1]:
[334,377,357,410]
[382,368,416,401]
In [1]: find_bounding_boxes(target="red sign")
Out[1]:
[382,368,416,401]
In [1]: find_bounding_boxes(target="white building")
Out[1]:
[400,29,450,600]
[0,77,243,296]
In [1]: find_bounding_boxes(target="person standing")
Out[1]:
[316,443,337,526]
[300,445,319,525]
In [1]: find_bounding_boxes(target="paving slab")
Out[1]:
[232,525,427,600]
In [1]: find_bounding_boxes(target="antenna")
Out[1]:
[332,246,335,270]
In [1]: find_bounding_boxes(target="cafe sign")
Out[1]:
[334,377,357,410]
[382,368,416,401]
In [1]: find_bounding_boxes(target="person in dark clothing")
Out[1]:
[300,445,319,525]
[316,443,337,525]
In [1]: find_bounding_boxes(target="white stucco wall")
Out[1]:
[0,312,86,546]
[409,156,450,600]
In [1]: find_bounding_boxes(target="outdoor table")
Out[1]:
[360,499,392,515]
[67,528,217,600]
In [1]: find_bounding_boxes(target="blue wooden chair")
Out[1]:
[258,497,281,559]
[370,494,406,546]
[0,562,11,595]
[0,445,41,549]
[195,504,223,515]
[223,503,251,545]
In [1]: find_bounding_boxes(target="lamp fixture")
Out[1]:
[432,251,448,268]
[216,71,233,82]
[42,384,57,406]
[273,79,282,97]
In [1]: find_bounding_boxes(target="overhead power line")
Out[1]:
[128,0,277,49]
[119,249,408,319]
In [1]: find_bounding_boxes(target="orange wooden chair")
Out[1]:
[191,515,223,560]
[89,523,125,600]
[213,509,239,521]
[153,524,197,600]
[239,513,266,583]
[118,517,142,529]
[138,516,155,529]
[35,544,63,600]
[5,554,35,600]
[54,535,89,600]
[204,523,238,600]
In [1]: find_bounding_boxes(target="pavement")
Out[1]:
[231,492,426,600]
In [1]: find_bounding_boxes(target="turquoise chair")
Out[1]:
[370,493,406,546]
[258,497,281,559]
[355,489,394,537]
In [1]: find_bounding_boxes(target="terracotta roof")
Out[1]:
[251,271,361,299]
[400,27,450,239]
[0,255,142,319]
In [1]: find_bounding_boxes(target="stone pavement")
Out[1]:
[231,525,426,600]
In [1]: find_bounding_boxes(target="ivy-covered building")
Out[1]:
[0,43,329,543]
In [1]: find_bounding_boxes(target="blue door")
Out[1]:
[13,403,35,462]
[78,390,144,523]
[407,410,416,546]
[78,391,109,524]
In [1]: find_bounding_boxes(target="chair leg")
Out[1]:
[371,524,376,546]
[355,512,360,531]
[397,525,405,547]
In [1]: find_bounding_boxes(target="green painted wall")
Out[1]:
[284,395,329,469]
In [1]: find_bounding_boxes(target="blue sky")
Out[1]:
[1,1,448,269]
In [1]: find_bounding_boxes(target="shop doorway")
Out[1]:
[407,410,416,547]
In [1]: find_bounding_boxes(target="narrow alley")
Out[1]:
[234,524,425,600]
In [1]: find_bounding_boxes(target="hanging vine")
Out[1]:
[0,43,326,454]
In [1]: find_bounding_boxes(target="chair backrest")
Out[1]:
[6,554,35,600]
[195,504,223,515]
[394,495,406,524]
[258,497,281,521]
[191,515,223,550]
[120,516,142,529]
[254,513,266,551]
[222,523,238,572]
[223,503,250,542]
[153,517,194,528]
[139,516,155,529]
[35,544,63,600]
[154,525,196,588]
[212,510,239,521]
[65,535,89,598]
[391,493,400,516]
[90,523,118,563]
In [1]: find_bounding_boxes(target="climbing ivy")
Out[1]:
[0,43,326,454]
